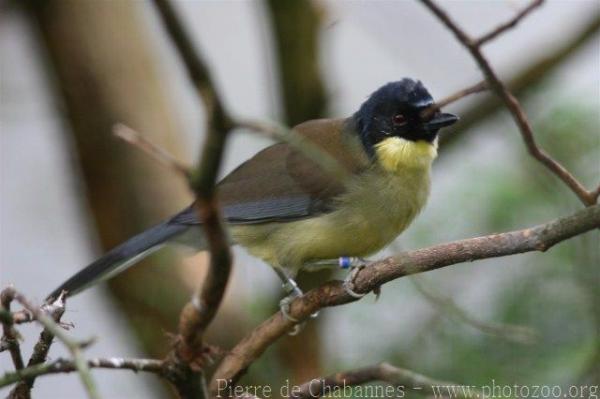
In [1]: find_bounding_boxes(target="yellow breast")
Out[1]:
[374,137,438,173]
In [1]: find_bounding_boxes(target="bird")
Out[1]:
[47,78,458,322]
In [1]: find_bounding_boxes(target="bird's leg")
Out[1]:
[302,259,340,271]
[275,268,302,319]
[303,257,370,297]
[273,256,370,334]
[302,256,370,298]
[274,268,307,335]
[340,257,370,298]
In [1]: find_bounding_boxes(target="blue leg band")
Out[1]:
[339,256,351,269]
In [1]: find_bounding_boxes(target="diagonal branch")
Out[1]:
[291,362,479,399]
[420,80,488,119]
[113,123,191,177]
[238,120,352,183]
[410,277,538,344]
[210,205,600,390]
[441,13,600,152]
[476,0,544,46]
[419,0,597,206]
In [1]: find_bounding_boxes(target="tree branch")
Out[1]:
[420,0,597,206]
[8,309,35,325]
[410,277,538,344]
[441,12,600,152]
[211,205,600,390]
[238,120,351,183]
[113,123,191,177]
[152,0,234,397]
[10,292,67,398]
[0,337,10,353]
[475,0,544,46]
[291,362,479,399]
[1,288,25,371]
[3,289,99,399]
[420,80,488,119]
[0,357,165,389]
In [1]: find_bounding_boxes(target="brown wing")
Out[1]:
[170,118,369,225]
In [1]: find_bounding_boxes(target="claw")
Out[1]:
[343,260,368,298]
[278,275,308,334]
[279,287,309,335]
[278,276,321,335]
[279,295,300,323]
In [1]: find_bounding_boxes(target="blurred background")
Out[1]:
[1,0,598,398]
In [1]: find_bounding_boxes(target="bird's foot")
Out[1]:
[279,282,301,324]
[279,278,318,336]
[279,295,304,336]
[342,257,369,298]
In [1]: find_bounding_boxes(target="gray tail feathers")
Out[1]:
[46,222,188,301]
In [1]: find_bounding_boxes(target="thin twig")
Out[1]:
[0,357,165,389]
[476,0,544,46]
[441,13,600,151]
[7,289,99,399]
[211,205,600,390]
[420,81,488,119]
[10,309,33,324]
[239,120,352,182]
[291,362,480,399]
[0,289,24,371]
[113,123,191,177]
[420,0,597,206]
[0,336,10,353]
[411,277,538,344]
[9,292,67,397]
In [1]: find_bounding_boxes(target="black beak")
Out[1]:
[423,112,459,132]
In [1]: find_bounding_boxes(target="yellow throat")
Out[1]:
[374,137,438,173]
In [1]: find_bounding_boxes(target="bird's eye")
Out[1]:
[392,114,407,126]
